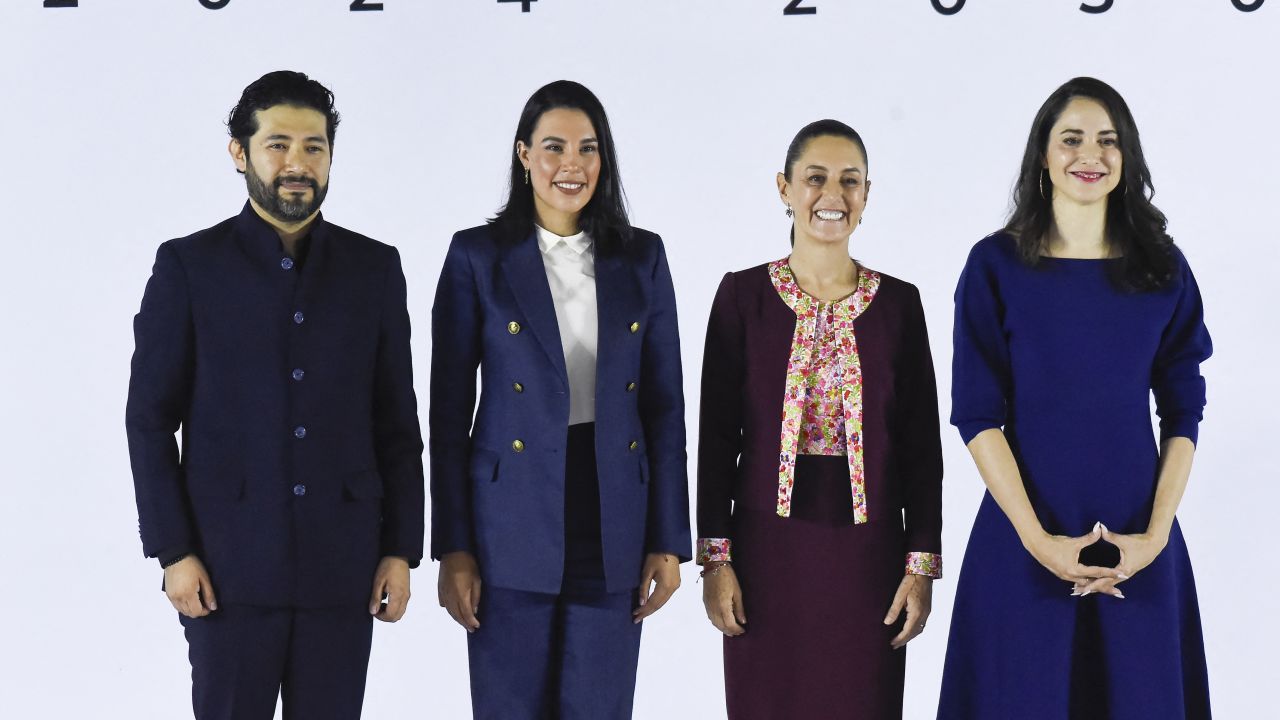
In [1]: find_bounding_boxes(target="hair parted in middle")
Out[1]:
[1005,76,1176,291]
[489,80,632,254]
[782,119,869,244]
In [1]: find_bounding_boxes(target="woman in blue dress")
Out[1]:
[938,77,1213,719]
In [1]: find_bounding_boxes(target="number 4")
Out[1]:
[350,0,384,10]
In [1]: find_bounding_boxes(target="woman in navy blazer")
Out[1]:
[429,80,691,719]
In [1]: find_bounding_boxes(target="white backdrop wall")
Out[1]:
[1,1,1277,717]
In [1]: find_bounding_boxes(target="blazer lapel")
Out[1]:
[501,232,569,389]
[593,250,642,395]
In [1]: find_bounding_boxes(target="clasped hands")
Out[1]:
[437,551,682,632]
[164,555,413,622]
[1025,522,1168,599]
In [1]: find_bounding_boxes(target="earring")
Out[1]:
[858,216,863,225]
[1039,170,1050,200]
[785,205,793,218]
[524,168,530,185]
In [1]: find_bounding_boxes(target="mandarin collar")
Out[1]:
[233,201,327,263]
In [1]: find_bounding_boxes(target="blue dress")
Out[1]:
[938,234,1213,720]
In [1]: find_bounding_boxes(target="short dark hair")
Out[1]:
[226,70,340,150]
[783,119,869,244]
[489,80,631,254]
[1005,76,1175,291]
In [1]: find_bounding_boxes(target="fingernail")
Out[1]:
[1117,573,1129,580]
[1070,590,1082,596]
[1081,590,1093,596]
[1114,592,1125,599]
[1093,522,1102,532]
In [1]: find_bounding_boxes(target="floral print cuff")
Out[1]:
[905,552,942,579]
[696,538,733,565]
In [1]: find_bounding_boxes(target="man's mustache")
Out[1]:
[276,175,319,191]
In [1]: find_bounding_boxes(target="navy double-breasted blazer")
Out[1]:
[126,203,425,608]
[429,224,691,595]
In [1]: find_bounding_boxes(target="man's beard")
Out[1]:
[245,163,329,223]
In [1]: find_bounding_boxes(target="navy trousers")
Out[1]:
[468,423,644,719]
[179,604,373,720]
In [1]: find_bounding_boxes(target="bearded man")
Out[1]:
[125,70,424,720]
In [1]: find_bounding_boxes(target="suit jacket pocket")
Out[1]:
[470,448,499,483]
[184,469,245,500]
[343,469,385,500]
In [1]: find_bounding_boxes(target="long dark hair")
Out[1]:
[783,119,868,245]
[1006,77,1175,291]
[489,80,631,253]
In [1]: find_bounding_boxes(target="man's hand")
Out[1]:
[633,553,681,624]
[438,551,482,632]
[165,555,218,618]
[369,556,412,622]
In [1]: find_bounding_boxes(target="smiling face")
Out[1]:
[1044,97,1122,207]
[229,104,331,224]
[778,134,869,247]
[516,107,601,235]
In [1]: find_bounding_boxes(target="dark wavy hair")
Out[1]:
[489,80,631,253]
[1006,77,1175,291]
[783,119,868,244]
[226,71,340,171]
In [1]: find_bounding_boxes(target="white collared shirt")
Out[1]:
[536,224,597,425]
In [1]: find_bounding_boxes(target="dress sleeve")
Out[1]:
[950,243,1012,445]
[696,272,745,563]
[897,284,944,578]
[1152,253,1213,446]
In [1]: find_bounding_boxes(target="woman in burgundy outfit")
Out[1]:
[696,120,944,719]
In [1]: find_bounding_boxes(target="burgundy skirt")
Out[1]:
[724,455,908,720]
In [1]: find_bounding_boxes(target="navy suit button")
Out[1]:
[293,483,307,496]
[508,321,521,335]
[280,257,294,270]
[292,368,305,381]
[294,425,307,439]
[293,311,305,324]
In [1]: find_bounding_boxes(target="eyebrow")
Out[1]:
[805,164,862,174]
[1059,129,1117,136]
[264,134,329,145]
[540,135,599,144]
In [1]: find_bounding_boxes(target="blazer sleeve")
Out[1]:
[428,234,483,559]
[950,244,1012,445]
[897,284,944,578]
[1152,253,1213,446]
[373,247,426,567]
[639,237,693,561]
[125,242,196,563]
[695,272,744,563]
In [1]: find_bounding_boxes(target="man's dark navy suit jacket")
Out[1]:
[126,203,425,608]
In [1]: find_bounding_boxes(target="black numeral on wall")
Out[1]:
[350,0,384,10]
[1079,0,1113,13]
[498,0,536,12]
[931,0,964,15]
[198,0,231,9]
[1231,0,1264,11]
[783,0,817,15]
[43,0,77,6]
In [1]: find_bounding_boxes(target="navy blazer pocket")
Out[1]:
[343,469,385,500]
[185,469,245,500]
[470,448,499,483]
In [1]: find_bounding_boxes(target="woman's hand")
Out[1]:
[885,574,932,649]
[701,563,746,636]
[437,551,482,632]
[633,553,681,624]
[1072,525,1168,598]
[1025,523,1127,589]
